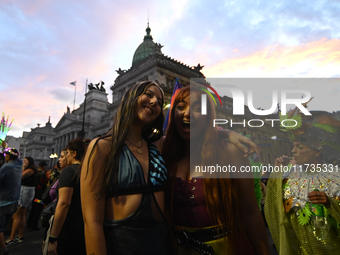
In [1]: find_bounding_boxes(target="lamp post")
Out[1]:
[49,153,58,168]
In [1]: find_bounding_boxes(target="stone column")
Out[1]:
[63,134,66,148]
[56,136,60,154]
[61,135,65,152]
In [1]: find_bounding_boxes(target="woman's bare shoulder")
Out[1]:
[90,137,111,151]
[86,137,111,162]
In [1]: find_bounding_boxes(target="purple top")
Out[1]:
[172,177,212,227]
[49,179,59,202]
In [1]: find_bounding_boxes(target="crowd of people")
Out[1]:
[0,80,339,255]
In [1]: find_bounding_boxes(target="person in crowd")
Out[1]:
[162,87,270,254]
[80,81,267,255]
[0,148,22,255]
[265,110,340,254]
[49,150,67,203]
[27,160,48,231]
[81,81,173,255]
[47,138,90,255]
[6,156,37,245]
[42,149,67,251]
[47,165,60,188]
[0,153,4,169]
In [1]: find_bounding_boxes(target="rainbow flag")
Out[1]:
[34,198,44,204]
[163,78,183,133]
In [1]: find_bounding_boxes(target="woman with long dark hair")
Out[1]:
[47,138,90,255]
[162,87,270,254]
[6,156,37,245]
[81,81,172,255]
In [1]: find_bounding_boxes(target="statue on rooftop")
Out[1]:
[153,43,163,54]
[116,68,127,75]
[88,83,95,91]
[194,63,204,71]
[100,81,106,92]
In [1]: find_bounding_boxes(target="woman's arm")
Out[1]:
[21,168,34,180]
[219,129,260,157]
[47,187,73,254]
[81,138,109,255]
[226,143,270,255]
[240,178,270,255]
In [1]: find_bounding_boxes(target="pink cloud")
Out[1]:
[204,38,340,77]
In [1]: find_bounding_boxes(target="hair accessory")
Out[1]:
[126,138,143,154]
[279,100,340,163]
[3,147,19,157]
[82,139,91,146]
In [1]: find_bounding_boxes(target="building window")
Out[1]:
[40,136,46,141]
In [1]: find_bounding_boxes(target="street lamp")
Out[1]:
[49,153,58,168]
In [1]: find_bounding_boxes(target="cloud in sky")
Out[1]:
[204,37,340,77]
[1,0,340,137]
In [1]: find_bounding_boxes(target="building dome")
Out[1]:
[132,24,159,66]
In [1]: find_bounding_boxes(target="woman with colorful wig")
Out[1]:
[162,86,270,254]
[81,81,266,255]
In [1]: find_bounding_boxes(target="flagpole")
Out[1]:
[81,79,88,139]
[73,83,77,111]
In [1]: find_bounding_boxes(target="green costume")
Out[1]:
[265,168,340,255]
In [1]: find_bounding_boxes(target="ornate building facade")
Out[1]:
[16,24,290,167]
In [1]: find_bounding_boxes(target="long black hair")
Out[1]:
[25,156,37,171]
[66,138,91,161]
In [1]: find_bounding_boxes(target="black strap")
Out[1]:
[107,185,165,197]
[176,231,214,255]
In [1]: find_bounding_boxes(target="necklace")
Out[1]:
[126,138,143,154]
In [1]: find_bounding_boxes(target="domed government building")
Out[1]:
[8,24,290,167]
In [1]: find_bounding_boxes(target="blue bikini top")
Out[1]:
[107,142,168,197]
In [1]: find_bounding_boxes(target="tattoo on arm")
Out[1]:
[94,192,103,201]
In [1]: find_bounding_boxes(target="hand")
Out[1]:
[228,131,260,157]
[275,155,289,167]
[0,140,7,149]
[48,241,58,255]
[308,191,330,205]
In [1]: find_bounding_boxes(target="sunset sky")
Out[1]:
[1,0,340,137]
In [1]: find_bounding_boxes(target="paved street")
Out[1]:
[4,227,45,255]
[4,226,278,255]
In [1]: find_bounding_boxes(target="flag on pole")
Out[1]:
[70,81,77,110]
[163,78,183,133]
